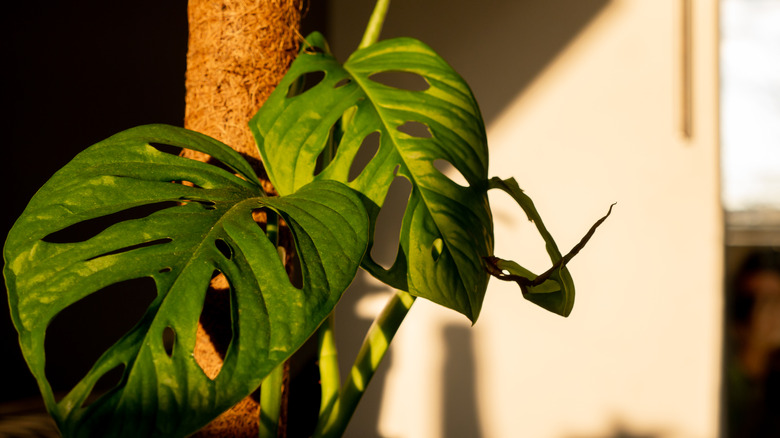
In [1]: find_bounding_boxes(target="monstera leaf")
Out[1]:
[3,125,368,437]
[251,33,493,322]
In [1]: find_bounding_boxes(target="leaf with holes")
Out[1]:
[251,33,493,322]
[3,124,368,437]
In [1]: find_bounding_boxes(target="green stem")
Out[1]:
[259,212,284,437]
[317,313,340,419]
[259,362,285,438]
[314,290,416,438]
[312,4,399,435]
[358,0,391,49]
[313,49,346,419]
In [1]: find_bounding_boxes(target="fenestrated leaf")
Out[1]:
[3,124,368,437]
[251,33,493,322]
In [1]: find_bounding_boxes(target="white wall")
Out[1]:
[329,1,723,437]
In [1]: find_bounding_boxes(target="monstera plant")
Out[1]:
[3,1,611,436]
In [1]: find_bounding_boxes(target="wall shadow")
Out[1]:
[330,0,611,124]
[335,270,396,438]
[334,298,484,438]
[442,325,482,438]
[562,424,659,438]
[328,0,610,436]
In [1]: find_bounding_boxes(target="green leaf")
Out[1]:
[3,124,368,437]
[485,177,613,317]
[251,33,493,322]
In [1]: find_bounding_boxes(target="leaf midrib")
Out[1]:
[344,57,480,315]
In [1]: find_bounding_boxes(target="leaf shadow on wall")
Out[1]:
[331,0,612,124]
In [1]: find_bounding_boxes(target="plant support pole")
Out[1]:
[184,0,302,435]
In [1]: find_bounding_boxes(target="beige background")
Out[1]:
[328,1,723,437]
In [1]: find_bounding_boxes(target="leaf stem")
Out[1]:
[259,211,286,437]
[314,290,416,438]
[259,361,285,437]
[358,0,391,49]
[313,4,409,431]
[317,313,340,420]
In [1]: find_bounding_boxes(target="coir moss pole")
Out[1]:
[183,1,302,436]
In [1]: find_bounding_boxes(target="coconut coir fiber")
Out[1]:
[183,1,302,436]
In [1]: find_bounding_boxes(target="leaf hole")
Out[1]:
[150,144,243,178]
[171,180,203,189]
[80,363,125,409]
[150,143,213,170]
[253,207,276,235]
[431,238,444,262]
[334,78,352,88]
[314,113,345,176]
[303,45,325,55]
[348,132,381,182]
[205,156,239,176]
[397,121,432,138]
[45,277,157,400]
[215,239,233,260]
[254,208,303,289]
[86,238,173,261]
[162,326,175,357]
[239,154,266,181]
[159,267,172,273]
[149,142,183,156]
[43,201,181,244]
[279,222,303,290]
[371,176,413,269]
[433,159,469,187]
[287,70,326,98]
[180,197,217,210]
[194,270,234,380]
[368,70,430,91]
